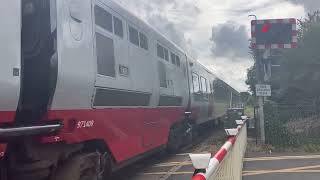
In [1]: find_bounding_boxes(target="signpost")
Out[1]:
[250,18,297,144]
[256,84,271,97]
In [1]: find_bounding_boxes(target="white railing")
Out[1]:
[189,116,248,180]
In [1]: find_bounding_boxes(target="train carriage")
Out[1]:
[0,0,240,179]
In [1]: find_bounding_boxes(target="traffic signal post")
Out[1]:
[255,50,270,144]
[250,18,297,144]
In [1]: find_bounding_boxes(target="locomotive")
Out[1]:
[0,0,241,179]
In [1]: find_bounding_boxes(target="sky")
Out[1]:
[114,0,318,92]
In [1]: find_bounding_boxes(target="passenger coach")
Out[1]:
[0,0,240,179]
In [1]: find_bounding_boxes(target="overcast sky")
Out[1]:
[115,0,317,92]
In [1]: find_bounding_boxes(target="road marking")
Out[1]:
[158,158,191,179]
[142,155,320,177]
[142,168,320,177]
[142,171,194,175]
[153,161,192,167]
[243,164,320,176]
[176,153,190,156]
[142,169,320,176]
[245,154,320,162]
[244,170,320,173]
[152,155,320,169]
[157,145,210,179]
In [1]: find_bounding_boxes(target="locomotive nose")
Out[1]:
[0,1,61,139]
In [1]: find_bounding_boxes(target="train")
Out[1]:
[0,0,241,179]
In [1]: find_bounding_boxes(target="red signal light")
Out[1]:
[261,23,271,33]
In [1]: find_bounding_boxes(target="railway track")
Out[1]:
[113,127,226,180]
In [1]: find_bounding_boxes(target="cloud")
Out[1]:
[288,0,320,13]
[146,15,187,49]
[117,0,199,57]
[201,56,253,92]
[211,22,250,59]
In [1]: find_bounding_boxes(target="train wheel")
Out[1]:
[52,152,109,180]
[99,152,113,179]
[167,122,194,153]
[167,128,181,153]
[184,123,193,146]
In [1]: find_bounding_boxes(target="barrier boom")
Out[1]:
[190,117,248,180]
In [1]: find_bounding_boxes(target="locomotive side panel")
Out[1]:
[51,0,95,110]
[0,0,243,177]
[46,0,190,163]
[189,61,214,125]
[0,1,21,123]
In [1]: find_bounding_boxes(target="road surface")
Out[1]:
[243,152,320,180]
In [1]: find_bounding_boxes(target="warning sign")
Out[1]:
[256,84,271,97]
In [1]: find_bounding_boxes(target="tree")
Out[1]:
[240,91,255,106]
[245,62,257,95]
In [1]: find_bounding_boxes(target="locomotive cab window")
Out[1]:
[129,26,139,46]
[171,53,176,65]
[200,76,208,93]
[94,5,113,33]
[157,44,165,59]
[170,52,180,67]
[210,83,214,94]
[96,32,116,77]
[158,61,167,88]
[176,56,180,67]
[113,16,123,38]
[139,32,148,50]
[164,48,169,61]
[192,73,200,93]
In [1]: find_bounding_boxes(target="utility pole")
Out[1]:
[249,15,265,144]
[249,15,271,144]
[255,49,270,144]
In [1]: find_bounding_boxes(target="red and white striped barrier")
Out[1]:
[190,117,248,180]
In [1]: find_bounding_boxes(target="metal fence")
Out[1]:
[190,119,247,180]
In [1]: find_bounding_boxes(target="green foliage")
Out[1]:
[303,144,320,153]
[245,62,257,95]
[264,102,298,147]
[265,105,295,148]
[240,91,255,106]
[277,17,320,104]
[244,106,254,118]
[264,101,320,149]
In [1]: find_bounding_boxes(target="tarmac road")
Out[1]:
[243,152,320,180]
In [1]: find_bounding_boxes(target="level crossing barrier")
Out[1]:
[189,116,248,180]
